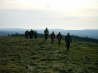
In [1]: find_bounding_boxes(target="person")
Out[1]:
[34,31,37,39]
[25,30,29,39]
[44,28,49,40]
[50,32,55,43]
[30,29,34,39]
[57,32,62,45]
[65,33,72,50]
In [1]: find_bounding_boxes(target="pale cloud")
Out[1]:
[0,0,97,10]
[0,10,98,29]
[0,0,97,16]
[0,0,98,29]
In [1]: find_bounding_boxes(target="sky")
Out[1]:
[0,0,98,30]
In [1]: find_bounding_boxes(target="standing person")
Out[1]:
[25,30,29,39]
[30,29,34,39]
[34,31,37,39]
[57,32,62,45]
[50,32,55,44]
[65,33,72,51]
[44,28,49,40]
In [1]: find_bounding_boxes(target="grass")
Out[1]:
[0,36,98,73]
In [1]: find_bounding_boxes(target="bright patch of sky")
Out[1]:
[0,0,98,29]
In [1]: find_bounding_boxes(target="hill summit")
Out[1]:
[0,36,98,73]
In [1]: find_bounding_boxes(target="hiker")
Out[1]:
[25,30,29,39]
[50,32,55,43]
[57,32,62,45]
[65,33,72,50]
[30,29,34,39]
[34,31,37,39]
[44,28,49,40]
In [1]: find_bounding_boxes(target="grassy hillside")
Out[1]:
[0,36,98,73]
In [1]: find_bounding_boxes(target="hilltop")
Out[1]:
[0,36,98,73]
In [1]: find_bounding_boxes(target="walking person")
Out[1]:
[65,33,72,51]
[50,32,55,44]
[57,32,62,45]
[25,30,29,39]
[44,28,49,40]
[30,29,34,39]
[34,31,37,39]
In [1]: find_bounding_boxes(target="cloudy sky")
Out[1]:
[0,0,98,30]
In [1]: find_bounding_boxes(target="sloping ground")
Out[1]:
[0,36,98,73]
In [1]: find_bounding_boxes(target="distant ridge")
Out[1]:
[0,28,98,39]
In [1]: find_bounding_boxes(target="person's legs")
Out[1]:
[53,39,54,43]
[51,38,53,44]
[45,34,47,40]
[46,35,48,40]
[59,40,60,45]
[67,43,70,51]
[58,39,61,45]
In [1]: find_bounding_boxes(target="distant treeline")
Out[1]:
[9,31,98,43]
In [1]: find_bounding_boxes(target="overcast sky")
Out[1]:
[0,0,98,30]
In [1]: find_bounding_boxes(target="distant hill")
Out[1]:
[37,29,98,39]
[0,28,98,39]
[0,28,25,36]
[0,31,8,36]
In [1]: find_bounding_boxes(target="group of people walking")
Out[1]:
[25,28,72,50]
[25,30,37,39]
[44,28,72,50]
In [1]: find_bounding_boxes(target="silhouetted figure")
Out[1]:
[34,31,37,39]
[65,33,72,51]
[57,32,62,45]
[50,32,55,43]
[44,28,49,40]
[25,30,29,39]
[30,29,34,39]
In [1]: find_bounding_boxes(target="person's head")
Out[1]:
[46,27,48,30]
[52,31,54,34]
[45,27,48,32]
[67,33,70,36]
[30,29,34,32]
